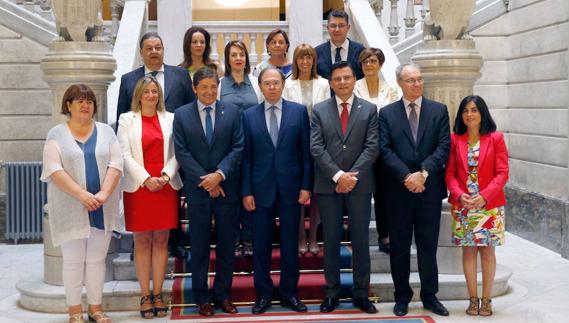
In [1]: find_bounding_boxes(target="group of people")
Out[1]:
[41,9,508,323]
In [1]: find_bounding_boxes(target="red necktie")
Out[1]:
[340,102,349,135]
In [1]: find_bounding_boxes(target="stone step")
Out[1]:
[17,265,512,313]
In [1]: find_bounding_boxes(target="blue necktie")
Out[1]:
[408,103,418,142]
[335,47,342,63]
[150,70,158,77]
[269,106,279,147]
[204,106,213,145]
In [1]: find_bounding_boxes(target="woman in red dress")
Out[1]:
[117,76,182,318]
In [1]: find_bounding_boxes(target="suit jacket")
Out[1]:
[315,39,365,80]
[173,100,243,204]
[446,131,509,210]
[116,65,195,121]
[378,97,451,202]
[117,111,183,192]
[282,77,331,114]
[310,95,379,194]
[353,79,399,111]
[241,99,313,207]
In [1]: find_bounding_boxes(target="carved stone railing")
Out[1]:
[11,0,54,20]
[190,21,289,66]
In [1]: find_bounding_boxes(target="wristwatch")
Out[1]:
[420,168,429,179]
[161,173,171,183]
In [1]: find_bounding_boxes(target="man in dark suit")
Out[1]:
[378,64,451,317]
[117,32,195,121]
[315,10,365,81]
[172,67,243,317]
[310,61,379,314]
[241,67,312,315]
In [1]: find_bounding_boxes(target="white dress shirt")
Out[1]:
[264,99,283,131]
[144,64,165,93]
[330,38,350,63]
[197,100,216,133]
[403,96,423,120]
[332,94,356,183]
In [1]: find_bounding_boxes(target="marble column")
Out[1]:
[157,0,192,66]
[287,0,323,54]
[412,39,483,274]
[40,41,118,285]
[40,41,117,125]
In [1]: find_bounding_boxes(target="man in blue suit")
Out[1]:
[315,10,365,81]
[242,68,313,314]
[116,32,195,122]
[173,67,243,317]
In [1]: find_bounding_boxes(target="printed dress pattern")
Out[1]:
[451,140,505,246]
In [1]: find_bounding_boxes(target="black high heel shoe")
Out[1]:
[139,295,154,319]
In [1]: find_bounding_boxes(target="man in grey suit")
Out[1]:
[310,61,379,313]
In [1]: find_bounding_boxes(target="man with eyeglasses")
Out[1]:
[315,10,365,80]
[311,61,378,314]
[116,32,195,123]
[378,63,451,317]
[241,67,313,315]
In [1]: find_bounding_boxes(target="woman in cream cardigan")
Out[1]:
[41,84,122,323]
[117,76,182,318]
[283,43,330,255]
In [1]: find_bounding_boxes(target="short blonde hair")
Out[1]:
[130,76,165,113]
[291,44,318,80]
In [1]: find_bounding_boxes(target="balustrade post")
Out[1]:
[262,34,269,61]
[110,1,123,44]
[211,32,219,61]
[249,34,258,65]
[237,33,244,42]
[369,0,384,26]
[420,0,430,20]
[388,0,400,44]
[403,0,417,38]
[224,33,231,47]
[38,0,52,19]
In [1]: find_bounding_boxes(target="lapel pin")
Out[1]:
[357,104,362,109]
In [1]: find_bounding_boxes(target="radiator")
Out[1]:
[3,161,46,243]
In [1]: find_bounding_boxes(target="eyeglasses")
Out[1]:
[362,58,379,65]
[331,75,354,82]
[328,24,348,30]
[261,80,282,87]
[401,77,424,84]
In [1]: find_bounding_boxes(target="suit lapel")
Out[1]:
[457,134,469,172]
[327,97,344,140]
[478,133,490,169]
[163,65,172,102]
[132,112,144,163]
[324,42,333,69]
[157,111,169,163]
[415,97,430,146]
[255,103,274,147]
[396,99,415,146]
[190,102,208,146]
[344,96,362,141]
[276,100,290,148]
[211,100,224,148]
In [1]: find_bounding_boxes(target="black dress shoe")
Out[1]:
[378,240,390,254]
[320,297,339,313]
[423,298,449,316]
[353,297,378,313]
[280,296,307,312]
[252,298,272,315]
[393,302,408,316]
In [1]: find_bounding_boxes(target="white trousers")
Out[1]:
[60,227,112,306]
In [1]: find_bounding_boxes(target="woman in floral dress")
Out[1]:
[445,95,509,316]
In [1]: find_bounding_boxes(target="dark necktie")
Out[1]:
[408,102,418,142]
[335,47,342,63]
[204,106,213,145]
[340,102,349,135]
[269,106,279,147]
[150,70,158,77]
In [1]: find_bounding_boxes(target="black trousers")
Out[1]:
[387,195,442,303]
[188,201,238,305]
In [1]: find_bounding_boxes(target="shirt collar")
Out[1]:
[197,100,216,112]
[144,64,165,75]
[403,96,423,109]
[229,74,252,86]
[335,94,355,107]
[264,99,283,111]
[331,38,349,51]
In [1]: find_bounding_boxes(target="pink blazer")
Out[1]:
[445,131,509,210]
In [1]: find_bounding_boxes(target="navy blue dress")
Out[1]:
[76,126,104,229]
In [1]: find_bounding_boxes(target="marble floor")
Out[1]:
[1,232,568,322]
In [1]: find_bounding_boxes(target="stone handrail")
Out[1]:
[107,0,149,124]
[0,0,56,45]
[192,21,289,65]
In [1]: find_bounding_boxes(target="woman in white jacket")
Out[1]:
[283,43,330,256]
[117,76,182,319]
